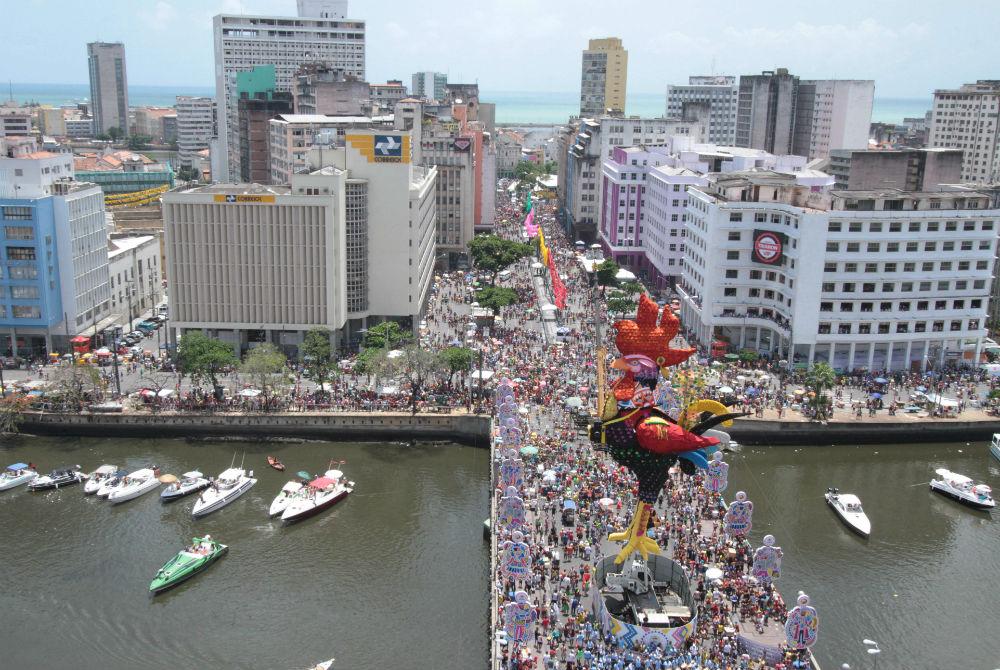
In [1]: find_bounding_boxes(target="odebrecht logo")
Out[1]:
[753,231,782,264]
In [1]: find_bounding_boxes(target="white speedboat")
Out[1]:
[825,488,871,536]
[161,471,210,502]
[84,464,119,495]
[107,468,161,504]
[192,467,256,518]
[269,480,305,518]
[281,469,354,523]
[0,462,37,491]
[990,433,1000,463]
[930,468,995,510]
[97,469,128,498]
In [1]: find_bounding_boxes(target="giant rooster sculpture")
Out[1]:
[590,294,744,563]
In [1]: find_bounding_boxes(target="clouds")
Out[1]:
[138,1,178,31]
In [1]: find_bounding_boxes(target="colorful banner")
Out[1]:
[538,227,550,267]
[548,253,567,309]
[751,535,782,585]
[784,593,819,649]
[504,591,537,642]
[500,531,531,579]
[524,209,538,237]
[724,491,753,537]
[706,452,729,494]
[524,192,532,213]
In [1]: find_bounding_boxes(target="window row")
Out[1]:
[818,319,980,335]
[827,219,993,233]
[823,260,990,274]
[819,298,983,312]
[826,239,991,253]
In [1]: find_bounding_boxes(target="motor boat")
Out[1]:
[991,433,1000,463]
[930,468,995,510]
[83,464,119,495]
[824,488,871,536]
[161,471,210,502]
[0,463,37,491]
[96,470,129,498]
[269,480,305,518]
[192,467,256,518]
[107,468,161,504]
[281,469,354,523]
[28,465,83,491]
[149,535,228,594]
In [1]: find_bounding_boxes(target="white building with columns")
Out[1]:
[679,175,997,372]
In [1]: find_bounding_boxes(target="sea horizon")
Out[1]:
[7,82,931,126]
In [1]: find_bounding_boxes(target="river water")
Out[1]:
[0,437,490,670]
[726,441,1000,669]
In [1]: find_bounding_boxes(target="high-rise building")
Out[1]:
[580,38,628,117]
[0,150,113,355]
[736,69,873,159]
[176,97,217,171]
[369,80,408,113]
[236,66,294,184]
[87,42,129,136]
[212,7,366,181]
[928,80,1000,183]
[411,72,447,101]
[163,129,436,352]
[678,174,996,371]
[268,113,394,185]
[0,106,33,137]
[667,76,738,144]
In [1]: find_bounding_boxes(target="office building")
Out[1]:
[0,106,32,137]
[268,113,394,185]
[235,66,294,184]
[826,148,963,191]
[928,80,1000,183]
[736,69,873,159]
[212,8,365,181]
[65,116,94,138]
[293,64,370,116]
[87,42,129,136]
[678,173,996,371]
[108,235,162,331]
[163,129,436,353]
[0,150,112,355]
[133,107,176,142]
[176,96,217,171]
[667,76,738,144]
[495,130,524,178]
[411,72,447,101]
[35,107,66,137]
[580,38,628,117]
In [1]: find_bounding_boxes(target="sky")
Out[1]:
[2,0,997,98]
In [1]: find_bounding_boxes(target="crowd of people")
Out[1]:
[488,190,814,669]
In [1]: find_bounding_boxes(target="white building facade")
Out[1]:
[213,11,366,182]
[176,96,217,171]
[679,175,996,372]
[666,76,738,144]
[928,80,1000,183]
[108,235,162,330]
[164,130,435,353]
[795,79,874,160]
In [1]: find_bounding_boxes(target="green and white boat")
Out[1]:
[149,536,228,594]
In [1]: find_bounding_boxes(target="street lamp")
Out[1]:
[863,639,881,670]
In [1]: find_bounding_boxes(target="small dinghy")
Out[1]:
[267,456,286,471]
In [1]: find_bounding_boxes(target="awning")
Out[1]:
[239,388,262,397]
[309,476,336,489]
[562,499,577,510]
[6,463,29,471]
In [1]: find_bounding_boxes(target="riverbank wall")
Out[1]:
[17,411,493,447]
[729,417,1000,445]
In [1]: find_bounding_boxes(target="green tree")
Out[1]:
[364,321,410,350]
[176,331,238,400]
[381,345,445,415]
[108,126,124,142]
[606,290,636,318]
[300,327,335,390]
[127,134,152,150]
[619,280,644,297]
[353,347,385,378]
[176,166,200,182]
[595,259,620,289]
[477,286,520,315]
[514,161,536,183]
[240,343,287,408]
[0,395,32,433]
[468,235,532,285]
[440,346,475,389]
[805,362,837,421]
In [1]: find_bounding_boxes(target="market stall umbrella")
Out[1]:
[519,445,539,457]
[718,386,735,394]
[705,567,724,582]
[710,361,723,367]
[598,497,615,508]
[724,353,740,360]
[239,388,263,397]
[870,392,883,399]
[874,377,889,384]
[564,396,584,409]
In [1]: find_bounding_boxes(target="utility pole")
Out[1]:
[111,344,121,398]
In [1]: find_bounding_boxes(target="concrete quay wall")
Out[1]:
[728,418,1000,446]
[18,411,493,447]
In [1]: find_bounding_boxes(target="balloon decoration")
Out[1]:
[503,590,537,643]
[784,592,819,649]
[705,452,729,494]
[523,209,538,237]
[724,491,753,537]
[500,530,531,579]
[498,486,526,529]
[751,534,782,585]
[590,294,745,564]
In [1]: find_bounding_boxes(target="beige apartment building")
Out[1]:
[580,38,628,117]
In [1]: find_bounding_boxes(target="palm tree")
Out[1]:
[805,362,836,420]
